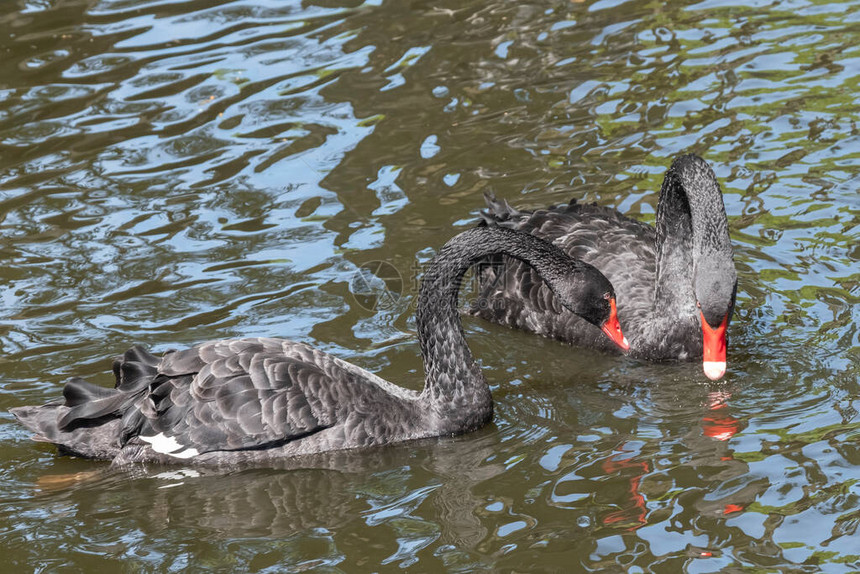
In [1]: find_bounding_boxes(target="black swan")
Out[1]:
[11,226,628,467]
[471,154,736,381]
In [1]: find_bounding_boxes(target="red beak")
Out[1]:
[601,298,629,351]
[701,311,729,380]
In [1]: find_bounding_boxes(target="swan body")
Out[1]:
[11,227,626,467]
[471,155,736,380]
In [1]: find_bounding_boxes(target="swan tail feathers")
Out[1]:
[57,378,137,431]
[11,378,137,459]
[478,191,525,227]
[9,347,162,459]
[10,403,65,442]
[11,401,124,459]
[10,376,132,438]
[112,345,161,391]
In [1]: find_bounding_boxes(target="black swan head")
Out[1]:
[553,263,628,350]
[695,253,737,380]
[419,226,629,356]
[658,155,737,380]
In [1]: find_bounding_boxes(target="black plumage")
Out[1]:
[11,226,623,466]
[471,155,737,379]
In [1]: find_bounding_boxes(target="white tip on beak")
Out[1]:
[703,361,727,381]
[622,336,629,348]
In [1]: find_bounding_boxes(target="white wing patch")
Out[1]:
[141,433,200,459]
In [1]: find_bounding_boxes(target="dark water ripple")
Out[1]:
[0,0,858,571]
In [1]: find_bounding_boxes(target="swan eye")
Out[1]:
[696,301,702,308]
[603,292,611,300]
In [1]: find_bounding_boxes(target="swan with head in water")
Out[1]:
[11,226,628,467]
[471,154,737,380]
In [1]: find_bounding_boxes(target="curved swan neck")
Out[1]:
[654,155,731,311]
[415,227,583,417]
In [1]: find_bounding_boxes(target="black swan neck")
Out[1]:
[415,227,587,425]
[654,155,732,312]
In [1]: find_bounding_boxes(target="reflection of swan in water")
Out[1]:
[143,468,359,536]
[422,432,508,549]
[12,227,625,466]
[31,432,507,543]
[682,390,753,520]
[32,464,363,537]
[527,368,751,537]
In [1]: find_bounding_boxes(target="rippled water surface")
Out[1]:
[1,0,858,571]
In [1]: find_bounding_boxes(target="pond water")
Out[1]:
[0,0,858,571]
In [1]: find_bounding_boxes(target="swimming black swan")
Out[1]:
[11,227,627,467]
[471,154,736,380]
